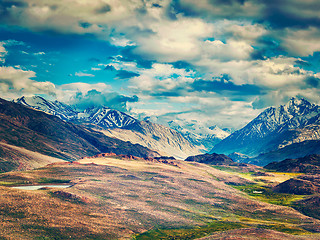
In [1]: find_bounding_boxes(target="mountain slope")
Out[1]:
[14,96,78,121]
[212,97,320,157]
[168,120,230,151]
[15,96,201,159]
[15,96,137,129]
[250,140,320,166]
[101,121,202,159]
[76,106,137,128]
[265,154,320,174]
[0,98,159,171]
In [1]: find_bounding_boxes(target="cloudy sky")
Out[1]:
[1,0,320,130]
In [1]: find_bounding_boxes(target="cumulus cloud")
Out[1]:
[0,66,56,99]
[177,0,264,19]
[131,17,215,62]
[280,27,320,56]
[0,0,147,36]
[56,82,137,111]
[68,89,138,112]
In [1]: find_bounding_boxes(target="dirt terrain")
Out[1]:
[0,156,319,239]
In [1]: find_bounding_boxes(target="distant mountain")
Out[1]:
[185,153,235,165]
[264,154,320,174]
[15,96,137,129]
[102,121,202,159]
[211,97,320,158]
[0,98,159,172]
[250,140,320,166]
[168,120,230,152]
[15,96,78,121]
[15,96,201,159]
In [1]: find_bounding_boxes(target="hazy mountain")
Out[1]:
[168,120,230,152]
[101,120,202,159]
[0,98,159,171]
[212,97,320,158]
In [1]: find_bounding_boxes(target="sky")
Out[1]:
[0,0,320,130]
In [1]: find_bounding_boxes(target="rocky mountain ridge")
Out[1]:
[212,97,320,160]
[0,97,159,172]
[14,96,202,159]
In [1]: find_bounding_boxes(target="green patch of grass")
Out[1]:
[258,223,309,235]
[184,199,208,206]
[0,181,21,186]
[133,221,247,240]
[233,184,305,206]
[211,166,237,172]
[90,179,101,182]
[38,178,71,184]
[0,208,26,218]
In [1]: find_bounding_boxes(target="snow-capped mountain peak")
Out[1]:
[81,106,137,128]
[14,96,78,121]
[15,96,137,129]
[212,97,320,157]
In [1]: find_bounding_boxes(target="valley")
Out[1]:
[0,155,319,239]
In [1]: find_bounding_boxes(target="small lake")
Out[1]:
[12,185,72,190]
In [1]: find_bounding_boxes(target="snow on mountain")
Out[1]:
[14,96,202,159]
[78,106,137,129]
[168,120,230,152]
[14,96,78,121]
[212,97,320,157]
[15,96,137,129]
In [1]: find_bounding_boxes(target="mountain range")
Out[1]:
[168,120,230,152]
[15,96,202,159]
[212,97,320,165]
[12,96,320,165]
[0,97,159,172]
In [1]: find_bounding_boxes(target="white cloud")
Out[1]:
[202,39,254,61]
[132,17,215,62]
[2,0,145,35]
[75,72,95,77]
[178,0,264,19]
[281,27,320,56]
[34,52,45,55]
[0,42,7,63]
[58,82,110,97]
[195,56,309,88]
[0,66,56,99]
[110,37,136,47]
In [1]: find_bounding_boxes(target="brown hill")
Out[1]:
[0,98,159,171]
[265,154,320,174]
[185,153,235,165]
[293,195,320,220]
[273,175,320,195]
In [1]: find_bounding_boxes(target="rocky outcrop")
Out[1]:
[185,153,235,165]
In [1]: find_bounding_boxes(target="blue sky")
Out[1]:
[0,0,320,130]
